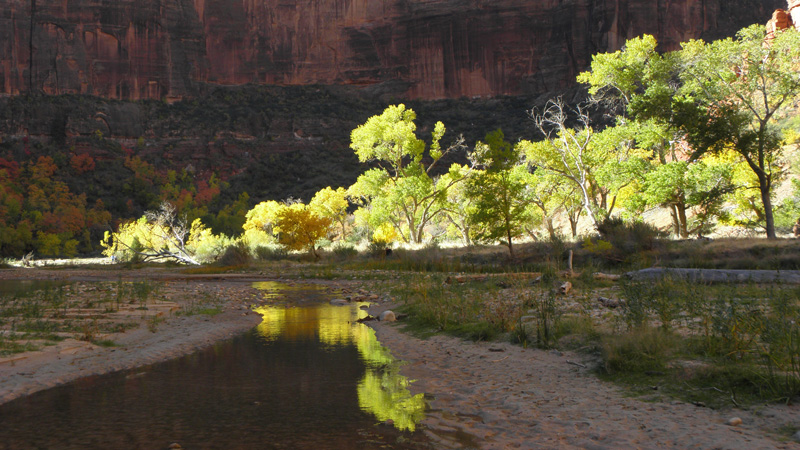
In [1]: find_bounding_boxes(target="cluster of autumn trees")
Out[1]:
[0,137,253,258]
[0,154,110,257]
[99,24,800,263]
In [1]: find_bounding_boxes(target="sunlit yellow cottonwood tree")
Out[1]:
[273,203,332,259]
[241,199,284,246]
[348,104,467,244]
[309,186,349,240]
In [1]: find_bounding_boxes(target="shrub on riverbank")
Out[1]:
[384,268,800,407]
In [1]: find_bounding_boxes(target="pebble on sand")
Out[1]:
[726,417,743,426]
[379,310,397,322]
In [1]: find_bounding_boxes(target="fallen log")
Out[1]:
[625,268,800,284]
[444,272,542,284]
[593,272,622,281]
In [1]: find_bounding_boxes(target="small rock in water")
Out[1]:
[379,310,397,322]
[727,417,743,427]
[330,299,349,306]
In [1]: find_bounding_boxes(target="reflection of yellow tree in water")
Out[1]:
[253,307,320,342]
[252,296,425,431]
[352,324,426,431]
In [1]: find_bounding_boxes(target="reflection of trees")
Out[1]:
[353,324,426,431]
[251,298,426,431]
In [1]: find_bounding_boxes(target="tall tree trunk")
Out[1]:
[579,183,599,229]
[677,203,689,239]
[506,226,514,258]
[461,226,471,246]
[568,216,578,238]
[546,218,556,240]
[759,174,776,239]
[670,206,681,237]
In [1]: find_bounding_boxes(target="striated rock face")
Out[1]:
[766,0,800,41]
[791,0,800,27]
[768,0,800,39]
[0,0,784,100]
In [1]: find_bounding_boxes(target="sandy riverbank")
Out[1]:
[0,268,265,405]
[2,267,800,449]
[367,302,800,449]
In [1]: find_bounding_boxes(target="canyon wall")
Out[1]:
[768,0,800,39]
[0,0,785,101]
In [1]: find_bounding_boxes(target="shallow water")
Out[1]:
[0,283,429,449]
[0,279,69,295]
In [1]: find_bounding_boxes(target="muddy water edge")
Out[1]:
[0,281,432,450]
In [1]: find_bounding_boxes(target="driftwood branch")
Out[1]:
[114,238,200,266]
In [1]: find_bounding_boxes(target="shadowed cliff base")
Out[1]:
[0,84,564,209]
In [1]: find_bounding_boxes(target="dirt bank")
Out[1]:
[0,268,264,405]
[367,302,800,449]
[2,267,800,449]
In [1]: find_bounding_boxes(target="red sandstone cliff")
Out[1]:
[768,0,800,39]
[0,0,785,101]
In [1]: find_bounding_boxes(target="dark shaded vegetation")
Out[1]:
[0,85,552,258]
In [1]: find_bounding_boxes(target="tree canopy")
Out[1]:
[348,104,467,244]
[579,25,800,238]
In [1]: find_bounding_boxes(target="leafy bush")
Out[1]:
[102,203,229,265]
[253,245,288,261]
[586,217,666,264]
[330,243,359,260]
[215,241,252,266]
[520,288,560,349]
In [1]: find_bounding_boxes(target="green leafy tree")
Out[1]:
[579,26,800,238]
[437,164,476,246]
[468,130,534,257]
[526,170,587,239]
[636,158,734,238]
[348,105,466,244]
[208,192,250,236]
[677,25,800,238]
[520,101,646,228]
